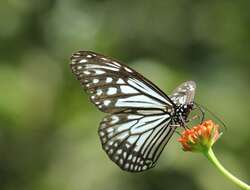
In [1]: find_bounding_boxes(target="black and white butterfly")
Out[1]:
[70,51,196,172]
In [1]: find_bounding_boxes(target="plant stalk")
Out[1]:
[203,148,250,190]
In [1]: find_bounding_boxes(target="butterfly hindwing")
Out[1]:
[99,110,175,172]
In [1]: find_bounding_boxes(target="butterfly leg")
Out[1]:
[168,123,182,136]
[179,116,190,130]
[169,124,180,128]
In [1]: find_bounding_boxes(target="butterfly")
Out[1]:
[70,50,196,172]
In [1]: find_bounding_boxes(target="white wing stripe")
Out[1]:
[127,135,139,144]
[116,120,138,132]
[120,85,139,94]
[115,95,166,109]
[127,78,171,105]
[85,64,119,71]
[134,130,152,151]
[153,127,176,162]
[107,87,117,95]
[142,122,168,158]
[148,127,171,159]
[141,120,169,155]
[93,69,106,75]
[131,115,169,134]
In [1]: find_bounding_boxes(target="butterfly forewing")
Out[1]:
[70,50,179,172]
[70,51,173,113]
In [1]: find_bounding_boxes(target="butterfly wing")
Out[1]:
[70,50,176,172]
[70,51,174,113]
[170,81,196,106]
[99,111,175,172]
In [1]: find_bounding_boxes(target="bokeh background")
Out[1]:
[0,0,249,190]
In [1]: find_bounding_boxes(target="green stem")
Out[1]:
[203,148,250,190]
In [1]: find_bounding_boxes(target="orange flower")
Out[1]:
[178,120,221,152]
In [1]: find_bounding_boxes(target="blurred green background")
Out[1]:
[0,0,249,190]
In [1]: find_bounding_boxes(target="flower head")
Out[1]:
[178,120,221,152]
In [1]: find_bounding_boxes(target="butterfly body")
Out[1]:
[172,104,194,126]
[70,50,196,172]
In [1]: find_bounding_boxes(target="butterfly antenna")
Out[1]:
[194,102,205,123]
[195,102,227,132]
